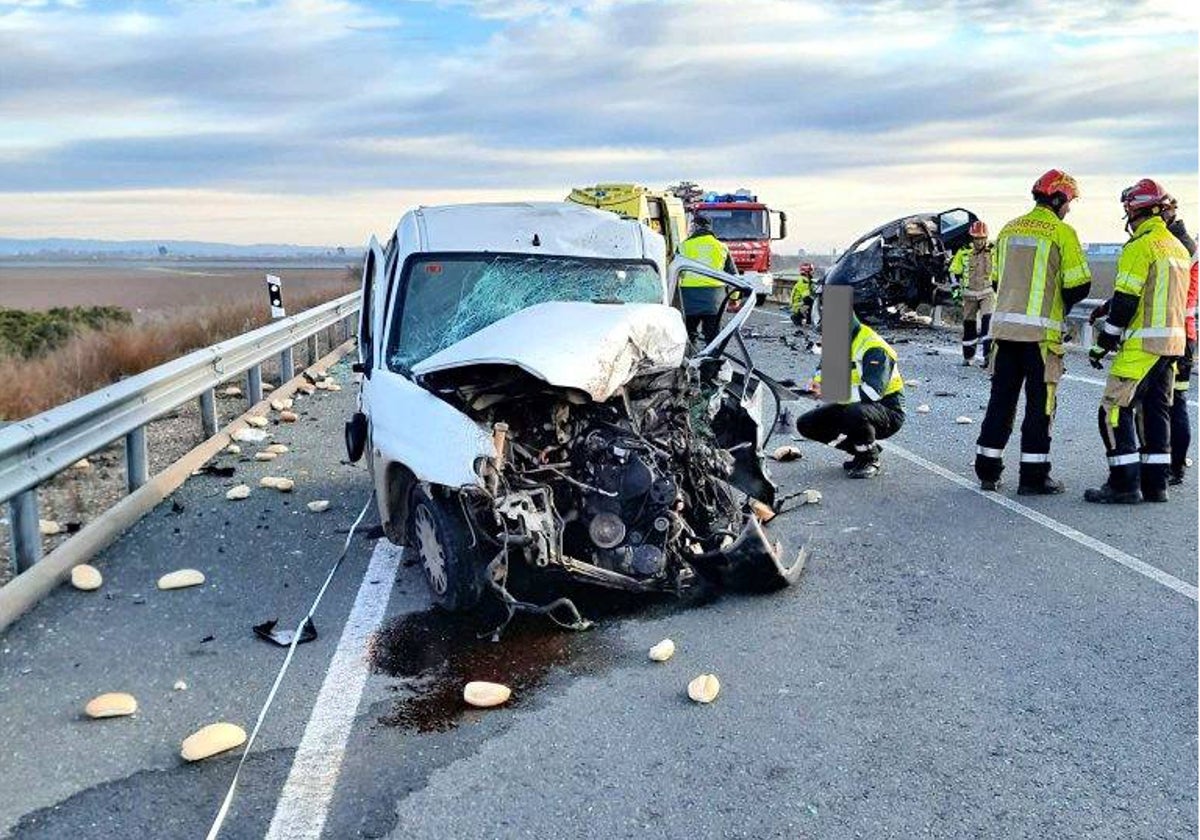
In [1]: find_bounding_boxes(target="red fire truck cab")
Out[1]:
[688,190,788,304]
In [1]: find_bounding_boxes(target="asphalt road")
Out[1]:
[0,312,1195,839]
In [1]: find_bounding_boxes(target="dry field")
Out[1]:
[0,264,356,318]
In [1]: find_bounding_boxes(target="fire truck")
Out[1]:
[688,189,788,304]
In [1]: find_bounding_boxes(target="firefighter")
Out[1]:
[974,169,1092,494]
[1083,181,1190,503]
[949,221,995,367]
[790,262,815,326]
[678,215,737,345]
[795,311,905,479]
[1162,195,1197,485]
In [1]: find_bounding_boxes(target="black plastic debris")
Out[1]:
[253,618,318,647]
[197,465,236,478]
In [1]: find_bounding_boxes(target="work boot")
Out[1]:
[1169,465,1186,486]
[960,358,972,367]
[843,445,880,470]
[1083,484,1142,504]
[1017,476,1066,495]
[847,460,880,479]
[1143,486,1169,503]
[979,478,1002,492]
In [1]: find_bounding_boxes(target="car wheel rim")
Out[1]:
[413,506,448,595]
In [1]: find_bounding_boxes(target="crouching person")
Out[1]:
[795,313,906,478]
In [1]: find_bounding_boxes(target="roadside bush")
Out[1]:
[0,306,132,359]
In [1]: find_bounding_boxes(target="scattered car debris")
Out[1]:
[38,519,62,536]
[648,639,675,662]
[297,383,316,396]
[252,617,317,647]
[226,444,242,455]
[934,391,957,397]
[220,386,242,398]
[269,398,294,412]
[173,680,188,691]
[279,410,299,423]
[905,379,921,388]
[463,681,512,708]
[916,404,931,414]
[264,443,289,454]
[687,673,720,703]
[260,476,295,492]
[254,452,278,462]
[261,382,275,392]
[158,569,205,590]
[306,500,331,513]
[750,499,777,524]
[955,416,974,425]
[771,445,803,462]
[70,564,102,591]
[225,485,251,500]
[246,416,269,429]
[801,489,822,505]
[197,465,236,477]
[180,722,247,762]
[171,500,185,514]
[84,692,138,719]
[71,458,92,472]
[231,428,269,443]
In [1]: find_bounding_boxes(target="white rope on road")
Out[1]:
[204,492,376,840]
[884,441,1198,602]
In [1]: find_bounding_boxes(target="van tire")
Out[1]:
[408,486,484,612]
[755,293,767,307]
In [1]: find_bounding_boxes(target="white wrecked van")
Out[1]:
[346,202,804,629]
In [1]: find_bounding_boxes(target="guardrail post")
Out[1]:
[125,426,149,493]
[8,490,42,572]
[247,364,263,404]
[199,388,218,438]
[279,346,295,383]
[932,305,944,327]
[306,333,319,365]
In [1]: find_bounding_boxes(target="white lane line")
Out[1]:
[922,345,1197,407]
[883,440,1198,602]
[265,541,402,840]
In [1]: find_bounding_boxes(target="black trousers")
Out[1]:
[796,400,905,459]
[962,313,992,361]
[1172,361,1192,473]
[685,313,721,345]
[1099,356,1175,494]
[975,340,1055,483]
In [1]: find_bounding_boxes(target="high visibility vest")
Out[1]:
[990,206,1091,343]
[950,243,994,297]
[814,325,904,403]
[791,275,811,313]
[678,233,729,288]
[1104,216,1190,357]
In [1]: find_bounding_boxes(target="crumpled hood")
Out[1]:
[412,301,688,401]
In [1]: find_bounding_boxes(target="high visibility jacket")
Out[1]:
[1103,216,1189,359]
[814,325,904,403]
[790,274,812,313]
[990,206,1091,343]
[949,243,994,298]
[678,233,730,288]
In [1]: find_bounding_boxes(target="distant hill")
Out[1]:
[0,237,361,260]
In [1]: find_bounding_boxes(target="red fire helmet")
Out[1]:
[968,220,988,238]
[1120,178,1169,217]
[1032,169,1080,203]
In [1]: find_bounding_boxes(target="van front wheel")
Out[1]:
[408,486,484,612]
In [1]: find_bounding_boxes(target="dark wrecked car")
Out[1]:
[345,202,805,630]
[813,208,979,325]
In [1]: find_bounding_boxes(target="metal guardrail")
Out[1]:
[1,292,360,574]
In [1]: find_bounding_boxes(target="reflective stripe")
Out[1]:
[1008,236,1041,248]
[976,445,1004,458]
[1175,380,1191,392]
[1127,326,1184,339]
[831,434,847,447]
[961,337,978,346]
[1114,270,1143,292]
[1019,452,1051,463]
[1061,264,1089,284]
[1107,453,1140,466]
[1140,453,1171,464]
[859,383,882,401]
[1027,238,1051,321]
[992,312,1065,331]
[1100,319,1123,336]
[854,444,875,452]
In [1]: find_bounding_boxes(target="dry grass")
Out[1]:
[0,284,355,420]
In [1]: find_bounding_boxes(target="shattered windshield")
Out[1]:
[695,209,769,241]
[387,253,663,372]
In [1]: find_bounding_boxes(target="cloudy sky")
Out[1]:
[0,0,1196,250]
